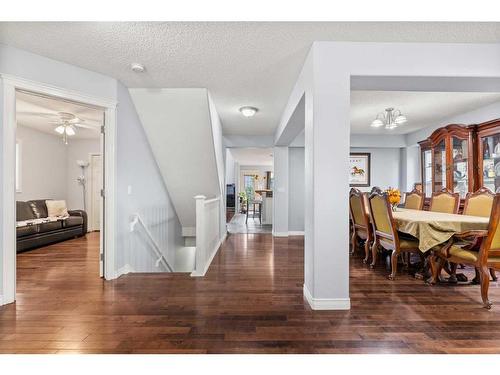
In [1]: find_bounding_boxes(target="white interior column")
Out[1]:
[303,55,350,310]
[272,146,289,236]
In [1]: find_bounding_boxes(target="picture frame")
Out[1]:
[349,153,371,187]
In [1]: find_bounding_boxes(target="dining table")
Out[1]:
[391,208,490,253]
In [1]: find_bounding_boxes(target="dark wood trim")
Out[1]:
[419,121,500,198]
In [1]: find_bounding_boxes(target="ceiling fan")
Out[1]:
[47,112,97,144]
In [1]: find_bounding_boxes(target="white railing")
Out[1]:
[130,213,174,272]
[191,195,226,276]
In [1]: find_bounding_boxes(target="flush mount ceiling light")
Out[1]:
[370,107,407,130]
[131,63,145,73]
[239,106,258,117]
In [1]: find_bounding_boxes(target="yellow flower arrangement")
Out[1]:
[386,187,401,207]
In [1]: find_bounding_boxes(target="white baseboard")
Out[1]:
[273,231,305,237]
[272,231,289,237]
[191,231,227,277]
[0,294,3,306]
[303,284,351,310]
[116,264,134,277]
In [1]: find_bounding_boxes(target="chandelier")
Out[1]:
[370,107,407,130]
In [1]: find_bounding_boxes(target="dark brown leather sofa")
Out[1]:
[16,200,87,252]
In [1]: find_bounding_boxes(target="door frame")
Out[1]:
[0,74,118,305]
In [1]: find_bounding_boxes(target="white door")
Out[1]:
[90,153,104,277]
[90,154,102,231]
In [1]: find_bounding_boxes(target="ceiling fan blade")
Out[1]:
[74,123,99,130]
[17,111,60,118]
[67,118,84,124]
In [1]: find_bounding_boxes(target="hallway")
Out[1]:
[1,232,500,353]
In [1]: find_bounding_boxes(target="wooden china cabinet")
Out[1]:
[419,119,500,204]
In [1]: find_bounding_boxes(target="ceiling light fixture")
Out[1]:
[239,106,258,117]
[370,107,407,130]
[131,63,145,73]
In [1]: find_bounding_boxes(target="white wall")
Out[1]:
[15,125,100,210]
[350,147,401,192]
[129,88,221,234]
[272,146,289,236]
[15,125,67,202]
[288,147,305,232]
[225,148,236,185]
[116,82,183,273]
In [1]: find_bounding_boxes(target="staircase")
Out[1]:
[129,88,226,273]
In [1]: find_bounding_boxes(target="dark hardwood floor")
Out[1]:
[1,232,500,353]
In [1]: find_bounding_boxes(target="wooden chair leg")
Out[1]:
[490,268,497,281]
[370,241,378,268]
[428,256,443,285]
[388,250,398,280]
[350,231,357,256]
[448,262,458,284]
[480,265,492,309]
[363,240,370,264]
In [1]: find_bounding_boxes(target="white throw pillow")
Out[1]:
[45,200,69,218]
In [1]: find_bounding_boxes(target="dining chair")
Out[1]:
[245,199,262,224]
[429,188,460,214]
[370,186,383,194]
[368,190,421,279]
[404,189,424,210]
[349,188,373,263]
[463,187,495,217]
[430,193,500,309]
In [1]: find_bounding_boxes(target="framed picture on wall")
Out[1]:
[349,153,370,187]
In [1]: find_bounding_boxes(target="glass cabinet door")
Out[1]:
[433,139,447,192]
[452,137,469,198]
[422,149,432,197]
[481,134,500,193]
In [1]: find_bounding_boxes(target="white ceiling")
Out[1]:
[229,148,273,166]
[1,22,500,136]
[16,91,103,139]
[350,91,500,134]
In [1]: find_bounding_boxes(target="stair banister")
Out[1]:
[130,213,174,272]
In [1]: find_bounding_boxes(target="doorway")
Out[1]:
[1,75,117,305]
[225,147,274,234]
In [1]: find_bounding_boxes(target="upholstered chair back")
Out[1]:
[369,193,393,237]
[486,194,500,255]
[463,188,494,218]
[430,189,459,214]
[349,194,365,226]
[349,188,370,228]
[404,190,424,210]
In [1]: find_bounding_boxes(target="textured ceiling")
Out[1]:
[16,91,103,139]
[350,91,500,134]
[1,22,500,135]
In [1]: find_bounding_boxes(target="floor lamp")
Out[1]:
[76,160,89,211]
